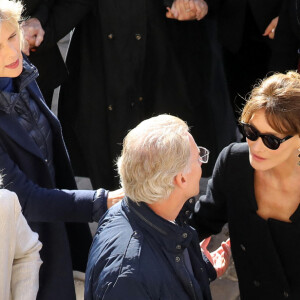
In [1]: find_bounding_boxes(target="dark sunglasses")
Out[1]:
[241,122,293,150]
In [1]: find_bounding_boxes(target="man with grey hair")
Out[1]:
[85,115,230,300]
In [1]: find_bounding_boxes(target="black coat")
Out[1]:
[270,0,300,71]
[22,0,93,105]
[0,59,96,299]
[193,143,300,300]
[58,0,238,189]
[207,0,283,53]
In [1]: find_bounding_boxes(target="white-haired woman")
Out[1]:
[0,1,122,299]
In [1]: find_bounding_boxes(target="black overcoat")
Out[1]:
[58,0,238,189]
[22,0,93,105]
[270,0,300,71]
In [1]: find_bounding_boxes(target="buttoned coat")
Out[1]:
[0,189,42,300]
[193,143,300,300]
[0,59,97,299]
[58,0,238,189]
[270,0,300,71]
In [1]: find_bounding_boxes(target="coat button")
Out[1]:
[107,33,114,39]
[176,245,181,250]
[133,231,140,238]
[189,198,194,204]
[240,244,246,251]
[194,200,200,213]
[107,105,113,111]
[283,291,289,298]
[253,280,260,287]
[182,233,188,238]
[135,33,142,40]
[175,256,180,262]
[185,210,190,216]
[45,159,48,163]
[200,267,204,272]
[138,96,143,102]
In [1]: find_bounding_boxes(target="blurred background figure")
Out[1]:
[21,0,93,107]
[0,187,42,300]
[270,0,300,72]
[207,0,283,120]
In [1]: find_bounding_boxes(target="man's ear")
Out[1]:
[174,172,187,189]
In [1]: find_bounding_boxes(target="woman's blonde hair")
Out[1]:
[0,0,23,45]
[240,71,300,135]
[117,115,191,204]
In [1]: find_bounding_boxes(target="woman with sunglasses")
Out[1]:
[193,71,300,300]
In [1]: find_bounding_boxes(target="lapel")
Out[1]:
[0,80,61,161]
[0,111,43,160]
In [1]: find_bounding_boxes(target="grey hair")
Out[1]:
[117,114,191,204]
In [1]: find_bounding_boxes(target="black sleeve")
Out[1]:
[32,0,55,26]
[269,0,300,71]
[192,145,232,240]
[37,0,93,51]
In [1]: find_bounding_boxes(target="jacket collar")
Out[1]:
[0,58,55,160]
[0,58,38,114]
[123,197,197,253]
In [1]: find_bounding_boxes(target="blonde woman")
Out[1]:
[0,1,122,299]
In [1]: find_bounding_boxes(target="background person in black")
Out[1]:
[270,0,300,72]
[57,0,238,190]
[206,0,283,120]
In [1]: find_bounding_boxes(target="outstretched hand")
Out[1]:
[200,237,231,278]
[166,0,208,21]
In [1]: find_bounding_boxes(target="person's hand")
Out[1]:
[200,237,231,278]
[263,17,279,39]
[107,188,124,208]
[22,18,45,55]
[166,0,208,21]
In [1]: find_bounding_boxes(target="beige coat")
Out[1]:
[0,189,42,300]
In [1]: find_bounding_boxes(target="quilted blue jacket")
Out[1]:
[85,197,216,300]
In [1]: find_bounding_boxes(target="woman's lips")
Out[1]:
[6,59,19,69]
[252,153,266,161]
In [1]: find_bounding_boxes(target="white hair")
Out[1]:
[117,114,191,204]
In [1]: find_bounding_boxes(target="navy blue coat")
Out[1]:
[0,59,105,299]
[85,198,216,300]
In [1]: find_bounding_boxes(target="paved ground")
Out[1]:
[52,35,240,300]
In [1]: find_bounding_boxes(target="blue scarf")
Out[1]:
[0,77,13,93]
